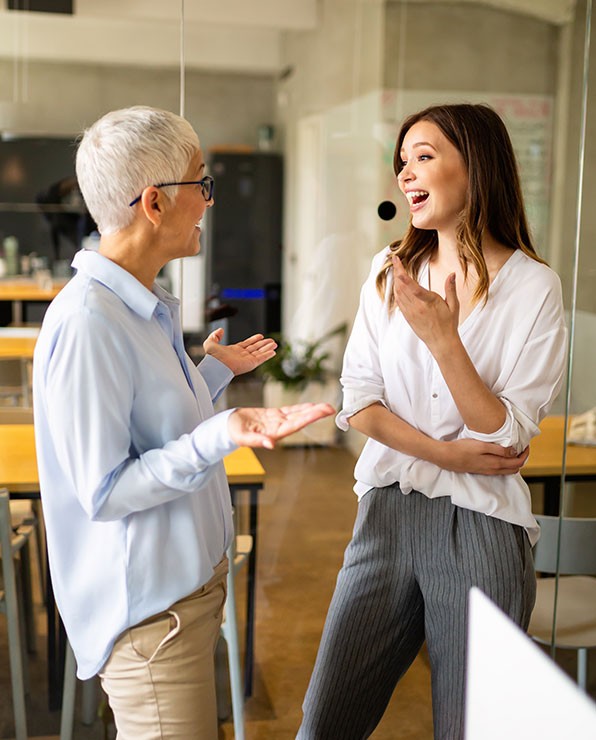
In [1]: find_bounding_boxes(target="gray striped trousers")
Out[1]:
[297,485,536,740]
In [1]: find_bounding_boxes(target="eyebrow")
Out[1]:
[400,141,438,155]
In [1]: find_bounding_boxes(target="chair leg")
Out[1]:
[578,648,588,691]
[223,568,245,740]
[3,553,28,740]
[14,558,30,694]
[81,677,99,725]
[32,500,47,603]
[20,538,37,653]
[60,641,77,740]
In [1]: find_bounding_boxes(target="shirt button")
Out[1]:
[432,393,438,399]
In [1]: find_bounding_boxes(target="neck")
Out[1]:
[98,227,162,291]
[434,227,511,269]
[434,228,461,267]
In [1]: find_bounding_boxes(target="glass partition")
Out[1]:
[1,0,594,735]
[274,0,594,716]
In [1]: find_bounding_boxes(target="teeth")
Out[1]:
[196,219,203,228]
[406,190,429,204]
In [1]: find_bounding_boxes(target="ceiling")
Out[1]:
[0,0,579,73]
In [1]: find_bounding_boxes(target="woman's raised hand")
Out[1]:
[228,403,336,449]
[437,438,529,476]
[203,328,277,376]
[392,254,459,352]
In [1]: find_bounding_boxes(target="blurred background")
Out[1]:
[1,1,595,738]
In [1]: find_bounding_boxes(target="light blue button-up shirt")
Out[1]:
[33,249,237,679]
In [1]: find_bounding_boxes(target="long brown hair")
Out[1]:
[376,103,546,309]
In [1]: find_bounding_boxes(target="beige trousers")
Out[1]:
[100,557,228,740]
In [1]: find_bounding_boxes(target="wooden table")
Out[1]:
[0,425,264,706]
[0,336,37,359]
[0,278,67,323]
[523,415,596,515]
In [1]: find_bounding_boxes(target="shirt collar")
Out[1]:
[71,249,163,321]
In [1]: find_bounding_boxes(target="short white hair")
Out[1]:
[76,106,200,235]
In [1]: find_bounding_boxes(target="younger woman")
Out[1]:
[297,104,568,740]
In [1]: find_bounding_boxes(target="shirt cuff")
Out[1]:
[459,397,539,454]
[198,354,234,401]
[336,396,388,431]
[191,408,239,465]
[459,399,520,451]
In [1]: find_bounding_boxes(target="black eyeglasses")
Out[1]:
[128,175,214,207]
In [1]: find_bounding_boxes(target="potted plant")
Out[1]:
[259,323,347,445]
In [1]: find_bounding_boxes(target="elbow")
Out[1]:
[86,493,119,523]
[466,408,508,437]
[346,402,384,433]
[83,466,127,522]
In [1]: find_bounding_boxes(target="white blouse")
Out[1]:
[336,247,568,545]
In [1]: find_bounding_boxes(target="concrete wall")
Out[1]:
[0,59,276,149]
[383,2,558,94]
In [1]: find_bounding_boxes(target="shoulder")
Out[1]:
[495,251,565,334]
[36,276,131,366]
[362,246,392,285]
[371,245,392,272]
[513,251,561,292]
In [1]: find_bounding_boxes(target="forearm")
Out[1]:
[66,410,238,522]
[348,401,527,476]
[433,337,506,434]
[348,402,442,464]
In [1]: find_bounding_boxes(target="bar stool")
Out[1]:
[221,532,253,740]
[0,489,36,740]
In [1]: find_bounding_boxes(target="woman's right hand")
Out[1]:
[436,439,529,475]
[228,403,335,449]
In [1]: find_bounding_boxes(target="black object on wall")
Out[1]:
[8,1,73,13]
[207,152,282,344]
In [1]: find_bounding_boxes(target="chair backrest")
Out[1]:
[0,408,33,424]
[0,359,23,386]
[533,515,596,575]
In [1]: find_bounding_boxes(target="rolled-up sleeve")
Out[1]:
[460,324,568,453]
[336,254,388,431]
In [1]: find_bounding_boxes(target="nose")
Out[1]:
[398,163,413,184]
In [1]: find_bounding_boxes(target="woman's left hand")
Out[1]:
[392,254,459,353]
[203,328,277,375]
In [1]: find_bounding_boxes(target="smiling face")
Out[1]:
[163,149,213,259]
[397,120,468,236]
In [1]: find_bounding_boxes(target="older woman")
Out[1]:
[33,105,332,740]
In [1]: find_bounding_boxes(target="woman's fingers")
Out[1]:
[248,339,278,355]
[238,333,264,348]
[275,403,335,433]
[229,404,335,448]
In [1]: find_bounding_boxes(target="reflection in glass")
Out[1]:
[552,0,596,675]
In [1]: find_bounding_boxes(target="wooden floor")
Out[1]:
[2,410,596,737]
[218,444,435,740]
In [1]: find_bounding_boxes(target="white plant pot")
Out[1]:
[263,378,340,446]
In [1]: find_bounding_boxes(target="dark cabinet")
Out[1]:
[207,152,282,344]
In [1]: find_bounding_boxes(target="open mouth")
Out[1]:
[406,190,429,207]
[196,218,203,229]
